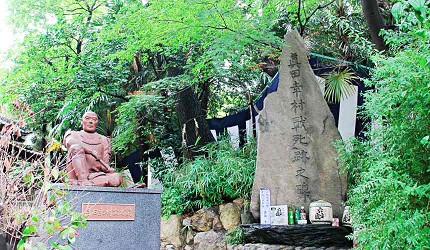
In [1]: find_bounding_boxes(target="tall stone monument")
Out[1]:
[250,30,347,220]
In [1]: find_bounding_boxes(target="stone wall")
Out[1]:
[160,199,244,250]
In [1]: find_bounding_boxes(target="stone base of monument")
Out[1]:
[51,184,161,250]
[0,234,14,250]
[242,224,352,248]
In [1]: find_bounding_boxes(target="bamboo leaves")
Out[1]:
[158,137,256,217]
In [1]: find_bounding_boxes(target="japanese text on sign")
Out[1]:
[288,52,311,202]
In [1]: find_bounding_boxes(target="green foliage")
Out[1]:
[2,0,286,156]
[336,1,430,248]
[103,0,282,60]
[307,0,376,64]
[1,0,379,158]
[323,69,358,103]
[17,194,88,250]
[100,0,283,118]
[225,226,244,245]
[268,0,376,64]
[111,77,184,155]
[382,0,430,51]
[158,137,256,217]
[161,187,185,219]
[3,0,132,138]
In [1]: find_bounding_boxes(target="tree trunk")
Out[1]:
[361,0,387,51]
[198,79,211,117]
[176,86,215,158]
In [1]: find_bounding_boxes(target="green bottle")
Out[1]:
[294,206,301,224]
[288,206,295,225]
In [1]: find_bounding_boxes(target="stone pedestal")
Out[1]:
[52,184,161,250]
[242,224,352,248]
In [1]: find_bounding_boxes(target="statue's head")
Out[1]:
[81,111,99,133]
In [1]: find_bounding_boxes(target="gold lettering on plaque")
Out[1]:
[82,203,135,221]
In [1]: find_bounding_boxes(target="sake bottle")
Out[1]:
[288,206,295,225]
[294,206,301,224]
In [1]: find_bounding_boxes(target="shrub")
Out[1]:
[158,137,256,217]
[336,1,430,248]
[0,133,86,249]
[225,226,244,244]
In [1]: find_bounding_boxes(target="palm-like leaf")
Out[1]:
[323,69,358,103]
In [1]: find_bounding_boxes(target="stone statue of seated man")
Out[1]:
[64,111,123,187]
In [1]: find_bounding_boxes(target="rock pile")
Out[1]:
[160,199,243,250]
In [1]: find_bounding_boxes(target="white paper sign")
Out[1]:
[259,188,271,225]
[270,205,289,225]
